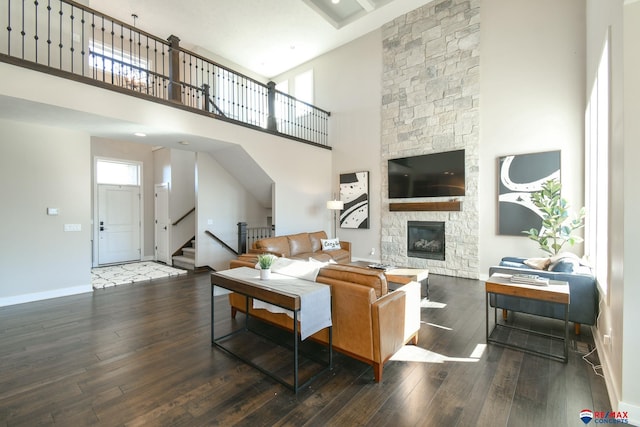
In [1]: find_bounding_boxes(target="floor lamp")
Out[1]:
[326,199,344,238]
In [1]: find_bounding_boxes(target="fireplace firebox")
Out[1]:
[407,221,445,260]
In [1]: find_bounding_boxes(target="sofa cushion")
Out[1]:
[253,236,290,257]
[288,233,313,256]
[309,231,328,252]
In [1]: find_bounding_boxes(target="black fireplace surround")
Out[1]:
[407,221,445,261]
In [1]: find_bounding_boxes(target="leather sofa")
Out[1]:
[488,256,598,335]
[248,231,351,264]
[228,256,421,382]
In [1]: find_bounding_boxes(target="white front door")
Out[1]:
[98,184,141,265]
[155,183,170,264]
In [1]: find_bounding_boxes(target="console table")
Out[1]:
[210,267,333,393]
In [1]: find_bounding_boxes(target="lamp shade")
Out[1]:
[326,200,344,210]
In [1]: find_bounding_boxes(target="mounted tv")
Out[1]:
[388,149,465,198]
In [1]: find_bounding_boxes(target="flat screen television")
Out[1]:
[388,149,465,198]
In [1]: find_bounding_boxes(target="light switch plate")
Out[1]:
[47,207,59,216]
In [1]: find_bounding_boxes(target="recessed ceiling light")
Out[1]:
[134,132,146,137]
[179,141,190,145]
[332,0,340,4]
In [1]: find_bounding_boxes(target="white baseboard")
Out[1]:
[593,326,624,416]
[619,401,640,426]
[0,285,93,307]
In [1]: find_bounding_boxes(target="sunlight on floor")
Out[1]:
[391,343,487,364]
[421,298,446,309]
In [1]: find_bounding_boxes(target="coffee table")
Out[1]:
[485,273,570,363]
[210,267,333,393]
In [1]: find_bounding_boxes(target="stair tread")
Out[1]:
[182,247,195,254]
[172,255,195,264]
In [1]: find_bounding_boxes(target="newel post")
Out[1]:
[167,35,182,103]
[266,81,277,131]
[237,222,247,254]
[202,83,211,112]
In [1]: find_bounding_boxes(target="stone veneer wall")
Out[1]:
[380,0,480,279]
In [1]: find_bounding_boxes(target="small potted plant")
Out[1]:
[523,178,586,255]
[257,254,277,280]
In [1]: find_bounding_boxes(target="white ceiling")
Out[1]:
[88,0,432,78]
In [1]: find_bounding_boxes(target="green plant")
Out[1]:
[523,178,586,255]
[257,254,276,270]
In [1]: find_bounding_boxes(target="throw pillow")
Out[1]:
[321,238,340,251]
[524,257,551,270]
[548,252,582,273]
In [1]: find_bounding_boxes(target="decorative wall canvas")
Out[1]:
[498,150,561,235]
[339,171,369,229]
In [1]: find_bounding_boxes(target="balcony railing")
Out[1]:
[0,0,330,147]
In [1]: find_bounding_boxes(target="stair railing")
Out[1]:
[172,207,195,226]
[0,0,331,147]
[205,230,238,256]
[237,222,273,254]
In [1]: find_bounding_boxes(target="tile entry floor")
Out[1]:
[91,261,188,289]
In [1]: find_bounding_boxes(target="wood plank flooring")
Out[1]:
[0,272,609,426]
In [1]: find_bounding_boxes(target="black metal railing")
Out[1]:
[0,0,330,147]
[237,222,273,254]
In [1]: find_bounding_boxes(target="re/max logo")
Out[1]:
[593,411,629,424]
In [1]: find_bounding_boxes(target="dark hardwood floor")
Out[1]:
[0,271,609,426]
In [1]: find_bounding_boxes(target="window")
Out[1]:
[96,159,140,186]
[294,70,314,116]
[585,34,610,294]
[275,80,289,94]
[89,40,148,87]
[294,69,314,105]
[213,68,267,127]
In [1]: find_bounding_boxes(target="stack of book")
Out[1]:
[510,274,549,286]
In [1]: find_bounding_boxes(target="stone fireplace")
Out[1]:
[407,221,445,260]
[380,0,480,279]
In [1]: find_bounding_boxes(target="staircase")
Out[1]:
[172,239,196,270]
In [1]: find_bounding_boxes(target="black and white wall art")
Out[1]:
[339,171,369,229]
[498,150,561,235]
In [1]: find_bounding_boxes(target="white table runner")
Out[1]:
[218,267,331,340]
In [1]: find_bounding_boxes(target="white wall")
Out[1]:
[168,149,196,253]
[195,152,270,270]
[275,1,587,272]
[586,0,640,419]
[622,2,640,418]
[0,60,332,304]
[478,0,586,275]
[273,30,383,261]
[0,120,92,306]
